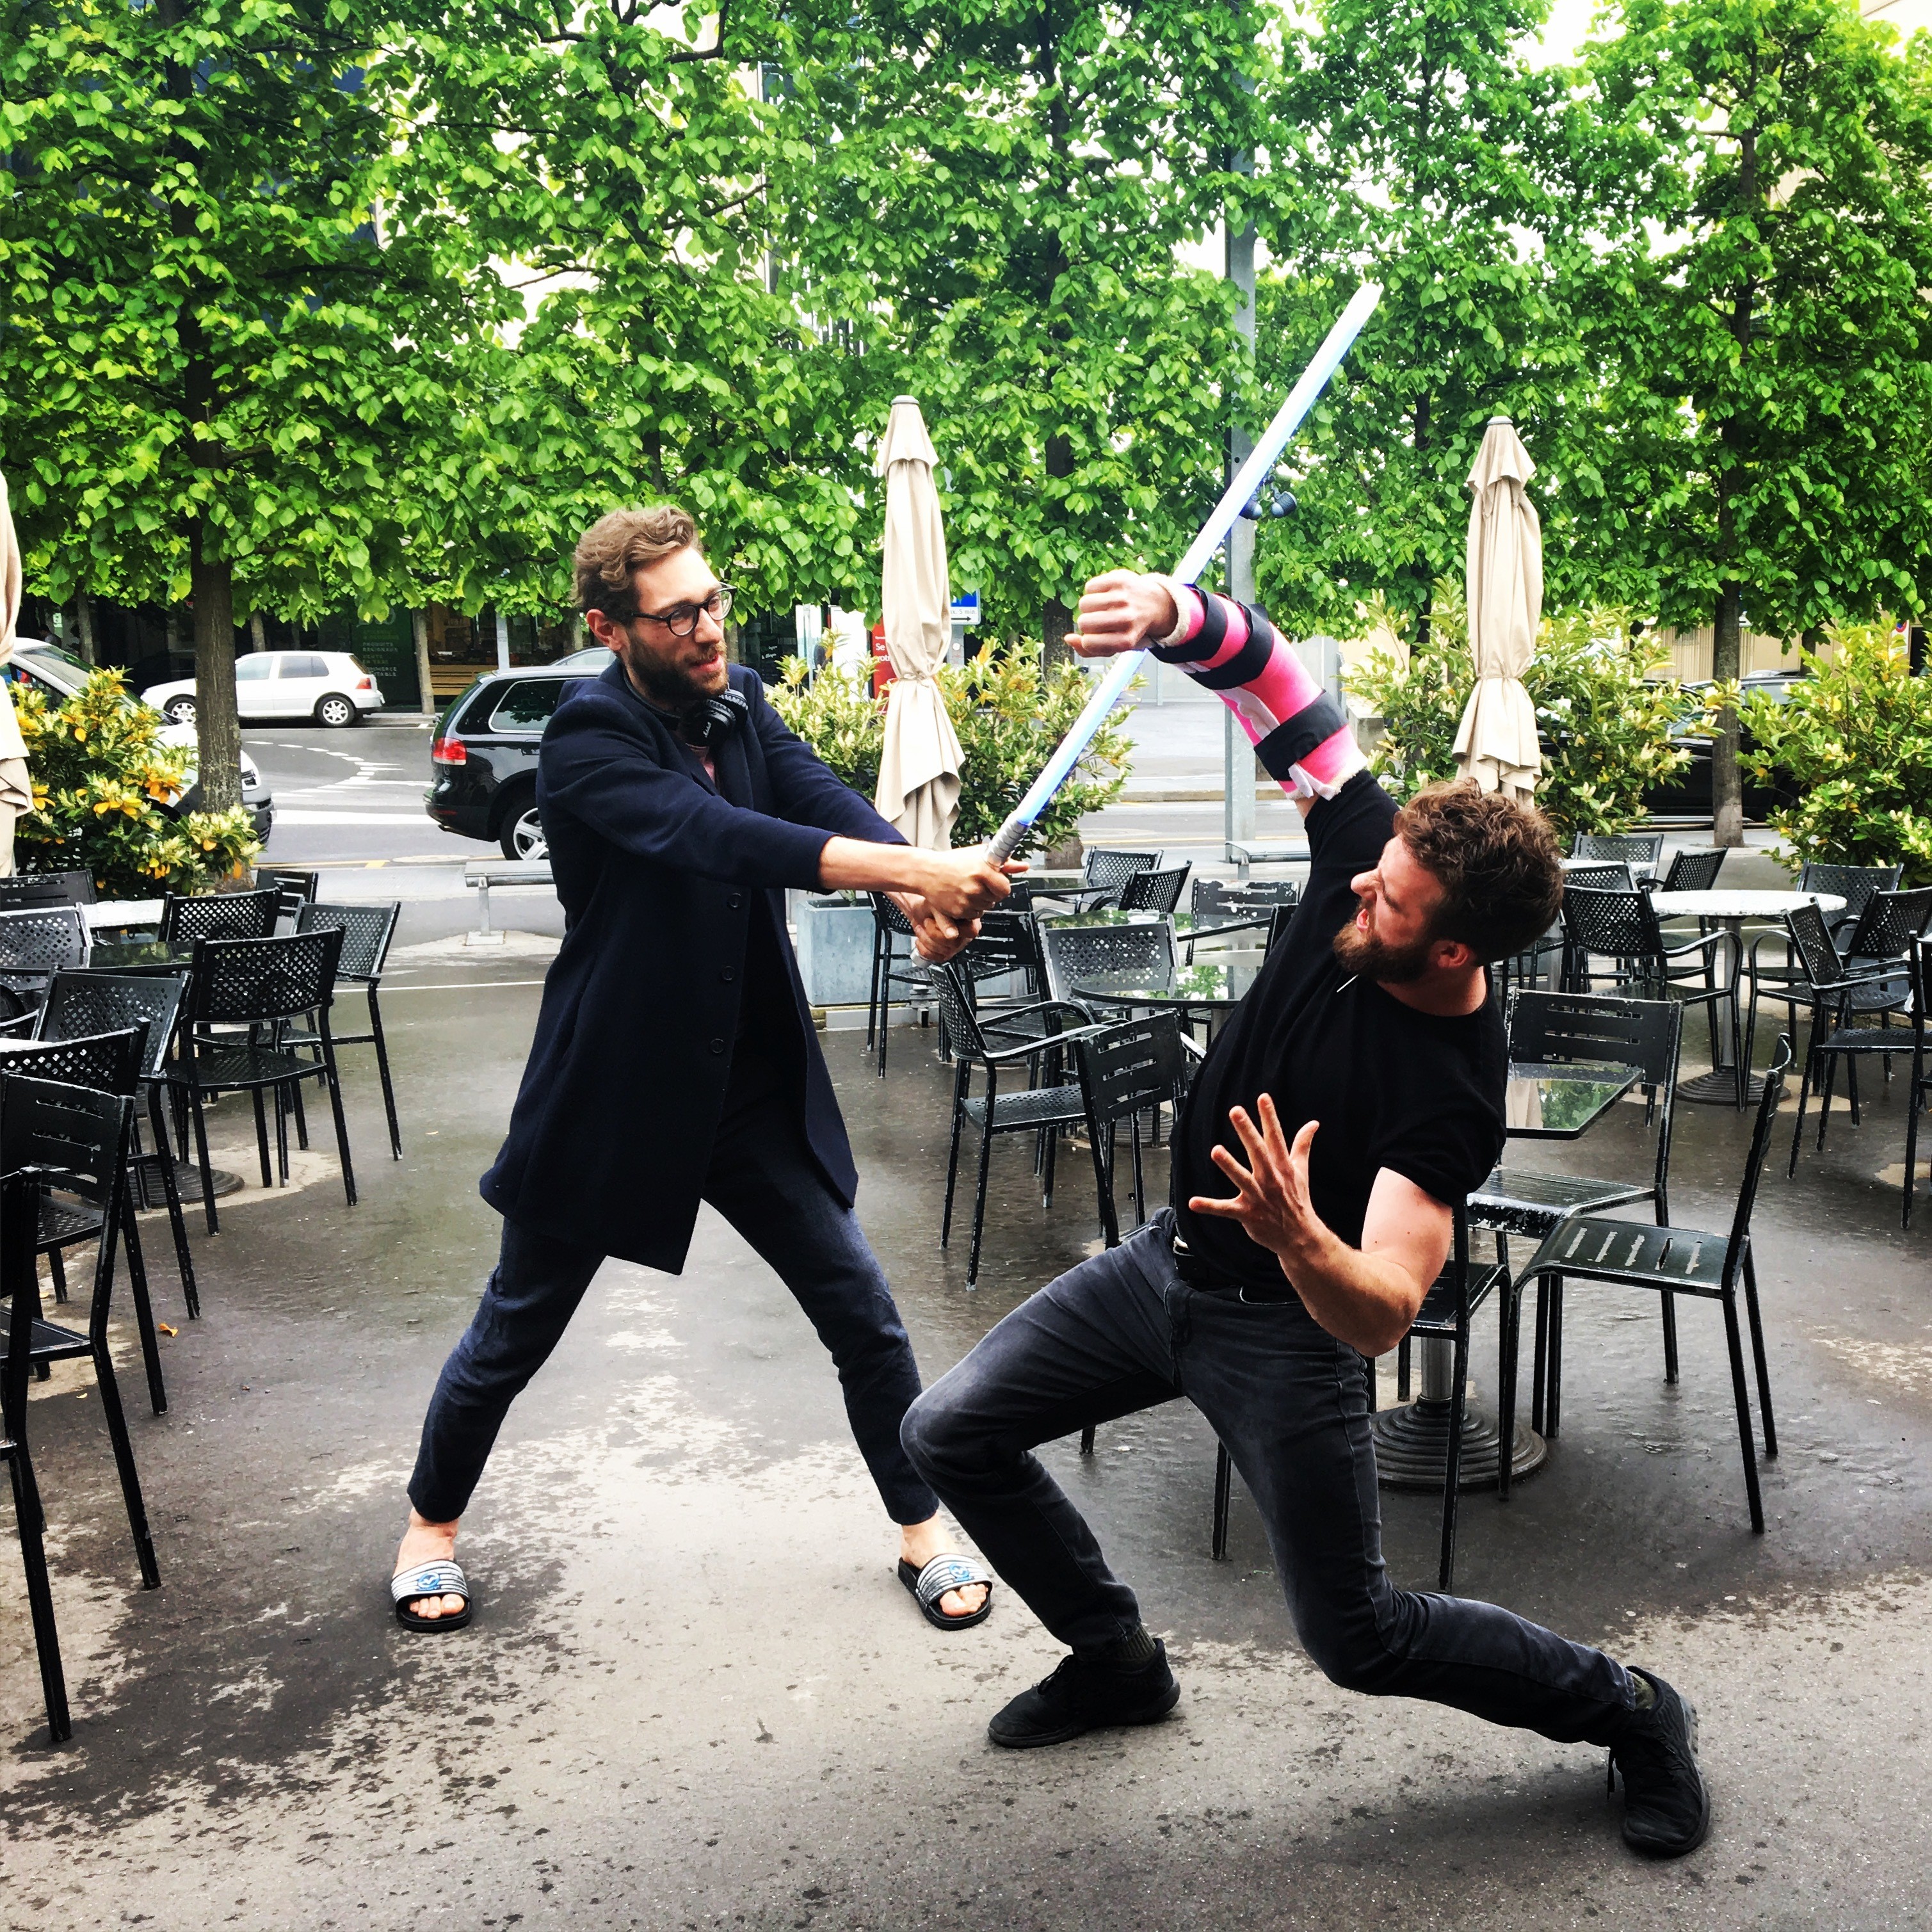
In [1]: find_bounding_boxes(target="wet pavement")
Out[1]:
[2,951,1930,1929]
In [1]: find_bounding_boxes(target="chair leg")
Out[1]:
[117,1203,167,1417]
[1438,1320,1470,1592]
[1545,1277,1566,1437]
[1499,1279,1523,1502]
[1788,1044,1816,1176]
[88,1340,161,1588]
[1041,1120,1058,1211]
[1846,1054,1862,1127]
[1079,1424,1097,1456]
[147,1089,198,1320]
[1816,1051,1839,1152]
[965,1120,995,1291]
[6,1451,71,1744]
[1212,1442,1233,1561]
[1719,1287,1766,1534]
[940,1082,966,1250]
[249,1088,273,1187]
[1741,1250,1777,1460]
[1660,1289,1680,1385]
[1907,1058,1926,1230]
[367,988,402,1159]
[1530,1278,1550,1435]
[189,1087,219,1234]
[319,1059,357,1208]
[47,1244,67,1306]
[1396,1335,1411,1403]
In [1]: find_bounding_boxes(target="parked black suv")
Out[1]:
[1641,673,1803,823]
[424,661,602,857]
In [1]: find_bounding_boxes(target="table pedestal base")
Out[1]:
[1678,1068,1759,1106]
[1371,1397,1547,1491]
[133,1155,245,1209]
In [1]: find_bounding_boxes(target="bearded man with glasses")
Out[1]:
[392,504,1016,1638]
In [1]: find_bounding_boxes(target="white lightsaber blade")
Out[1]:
[986,280,1383,864]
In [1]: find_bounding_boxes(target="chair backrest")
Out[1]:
[1074,1015,1191,1129]
[0,1026,145,1099]
[298,901,399,983]
[1723,1037,1794,1279]
[1573,832,1664,866]
[1782,900,1843,995]
[869,891,915,938]
[1266,901,1299,951]
[1560,885,1661,965]
[0,905,88,974]
[1118,864,1190,915]
[1798,860,1901,931]
[186,928,344,1027]
[1841,886,1932,964]
[1563,860,1636,892]
[1039,921,1176,1005]
[257,865,319,906]
[962,908,1041,986]
[0,871,93,912]
[0,1074,134,1232]
[1659,848,1726,893]
[1193,877,1301,913]
[931,961,990,1063]
[159,887,281,946]
[38,971,184,1083]
[1081,849,1160,901]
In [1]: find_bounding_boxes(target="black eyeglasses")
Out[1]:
[616,584,734,638]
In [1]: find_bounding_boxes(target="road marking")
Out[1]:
[383,979,547,992]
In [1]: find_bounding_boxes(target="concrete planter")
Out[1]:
[790,892,876,1007]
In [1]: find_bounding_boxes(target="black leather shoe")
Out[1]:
[987,1643,1180,1750]
[1607,1668,1711,1857]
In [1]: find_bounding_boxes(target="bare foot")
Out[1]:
[899,1513,989,1620]
[394,1509,466,1621]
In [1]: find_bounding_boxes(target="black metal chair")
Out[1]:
[161,928,355,1230]
[1652,848,1727,894]
[157,886,280,947]
[256,866,319,930]
[0,906,89,1007]
[1472,992,1685,1422]
[1118,864,1191,915]
[1561,885,1741,1100]
[0,872,94,912]
[1838,884,1932,981]
[0,1072,164,1587]
[0,1165,72,1743]
[1506,1040,1792,1533]
[1081,848,1161,908]
[1038,919,1176,1018]
[1264,902,1300,953]
[294,902,402,1158]
[865,894,926,1075]
[931,963,1105,1291]
[35,971,197,1315]
[1799,860,1902,942]
[1192,877,1300,916]
[1572,832,1664,881]
[1739,863,1906,1030]
[1775,898,1930,1175]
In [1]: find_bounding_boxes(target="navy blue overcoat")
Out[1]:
[479,659,906,1270]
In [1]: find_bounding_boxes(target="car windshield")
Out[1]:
[19,640,89,673]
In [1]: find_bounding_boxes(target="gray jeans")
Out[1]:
[902,1212,1636,1744]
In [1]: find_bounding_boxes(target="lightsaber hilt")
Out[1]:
[984,281,1383,866]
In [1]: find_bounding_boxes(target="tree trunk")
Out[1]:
[190,527,243,814]
[413,609,435,718]
[73,590,96,666]
[1711,580,1744,847]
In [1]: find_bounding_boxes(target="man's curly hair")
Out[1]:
[573,504,699,618]
[1393,780,1565,966]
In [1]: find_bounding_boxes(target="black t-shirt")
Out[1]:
[1173,773,1507,1291]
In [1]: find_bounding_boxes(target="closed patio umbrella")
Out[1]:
[873,396,963,849]
[1453,416,1543,804]
[0,474,35,874]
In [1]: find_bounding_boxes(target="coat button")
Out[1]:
[727,892,744,910]
[709,1038,726,1054]
[720,967,736,982]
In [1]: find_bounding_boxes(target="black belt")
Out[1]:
[1171,1233,1297,1304]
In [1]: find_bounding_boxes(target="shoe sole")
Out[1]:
[988,1679,1181,1751]
[1623,1693,1712,1858]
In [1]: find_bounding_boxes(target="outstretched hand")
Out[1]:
[1187,1094,1329,1269]
[1065,570,1179,657]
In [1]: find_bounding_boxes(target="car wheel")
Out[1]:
[162,696,196,725]
[315,693,358,729]
[499,796,547,860]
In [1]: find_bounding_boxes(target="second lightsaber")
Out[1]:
[985,279,1383,865]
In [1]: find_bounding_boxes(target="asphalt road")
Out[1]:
[245,714,452,869]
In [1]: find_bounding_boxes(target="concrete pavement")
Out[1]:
[2,953,1929,1928]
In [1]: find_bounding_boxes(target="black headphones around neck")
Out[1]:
[679,687,748,748]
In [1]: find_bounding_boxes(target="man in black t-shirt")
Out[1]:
[901,570,1713,1861]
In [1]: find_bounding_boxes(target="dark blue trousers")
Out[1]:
[410,1050,937,1526]
[903,1213,1636,1745]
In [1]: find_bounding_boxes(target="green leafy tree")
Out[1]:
[0,0,511,806]
[1254,0,1591,642]
[1572,0,1932,844]
[10,672,260,893]
[1346,582,1691,838]
[1732,627,1932,883]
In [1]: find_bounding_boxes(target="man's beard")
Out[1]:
[1332,914,1436,984]
[618,637,727,714]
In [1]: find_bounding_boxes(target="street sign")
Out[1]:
[949,592,980,627]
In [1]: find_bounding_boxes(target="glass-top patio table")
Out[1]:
[1043,906,1271,947]
[1371,1058,1641,1495]
[1070,952,1270,1033]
